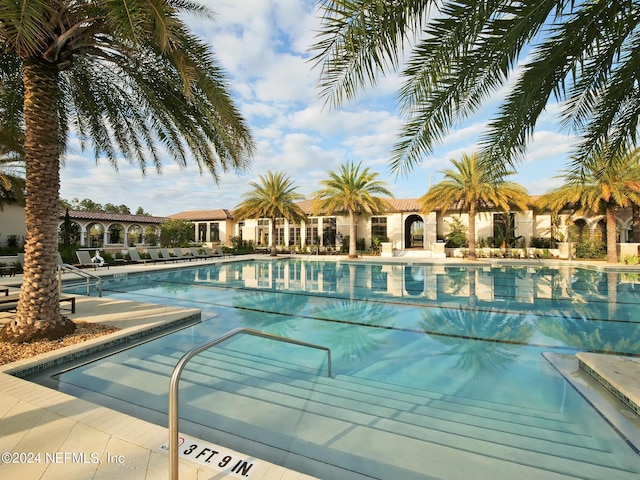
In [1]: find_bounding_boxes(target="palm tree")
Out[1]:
[312,1,639,175]
[536,147,640,263]
[419,153,529,260]
[0,1,254,343]
[312,161,394,259]
[234,172,306,256]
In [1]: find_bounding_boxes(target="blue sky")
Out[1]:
[59,0,576,217]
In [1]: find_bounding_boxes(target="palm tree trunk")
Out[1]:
[0,59,75,342]
[606,206,618,263]
[468,204,477,260]
[348,210,357,258]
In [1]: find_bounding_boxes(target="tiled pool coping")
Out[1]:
[4,312,201,379]
[577,353,640,417]
[543,352,640,454]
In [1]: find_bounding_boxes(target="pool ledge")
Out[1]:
[576,352,640,417]
[543,352,640,453]
[0,297,202,378]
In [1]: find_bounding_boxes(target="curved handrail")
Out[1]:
[168,327,332,480]
[58,264,103,296]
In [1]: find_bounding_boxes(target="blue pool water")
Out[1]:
[49,260,640,479]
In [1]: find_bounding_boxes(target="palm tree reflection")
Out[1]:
[538,311,640,355]
[232,290,309,338]
[419,306,534,378]
[311,299,393,365]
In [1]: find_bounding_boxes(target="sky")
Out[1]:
[59,0,577,218]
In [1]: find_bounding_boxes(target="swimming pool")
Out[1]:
[43,260,640,479]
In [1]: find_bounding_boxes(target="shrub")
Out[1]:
[622,255,640,265]
[530,237,552,248]
[574,239,606,259]
[445,216,468,248]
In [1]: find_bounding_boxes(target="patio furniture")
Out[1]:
[128,248,154,265]
[149,248,176,263]
[76,250,111,269]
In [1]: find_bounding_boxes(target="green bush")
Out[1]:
[530,237,552,248]
[574,239,606,259]
[445,217,468,248]
[622,255,640,265]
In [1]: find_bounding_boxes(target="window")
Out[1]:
[371,217,387,240]
[306,218,319,245]
[274,218,285,245]
[323,217,336,246]
[198,223,207,242]
[289,224,301,246]
[257,219,269,245]
[210,222,220,242]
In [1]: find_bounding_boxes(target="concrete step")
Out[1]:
[63,357,640,479]
[117,352,638,477]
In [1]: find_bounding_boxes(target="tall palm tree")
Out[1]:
[312,1,640,174]
[419,153,529,260]
[312,161,394,259]
[234,172,306,256]
[536,146,640,263]
[0,1,254,343]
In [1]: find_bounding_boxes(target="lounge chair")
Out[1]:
[149,248,175,263]
[160,248,185,262]
[0,292,76,313]
[190,247,212,259]
[203,246,222,258]
[128,248,154,265]
[214,245,234,258]
[173,248,194,261]
[76,250,110,269]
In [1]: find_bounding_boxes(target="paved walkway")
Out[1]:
[0,254,638,479]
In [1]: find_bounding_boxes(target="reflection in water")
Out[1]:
[311,299,392,364]
[232,290,309,338]
[419,307,534,378]
[89,260,640,356]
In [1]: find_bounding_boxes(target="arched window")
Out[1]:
[87,223,105,247]
[128,225,143,245]
[108,224,124,244]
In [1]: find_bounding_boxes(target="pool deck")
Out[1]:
[0,255,639,479]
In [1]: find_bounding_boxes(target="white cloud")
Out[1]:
[57,0,576,217]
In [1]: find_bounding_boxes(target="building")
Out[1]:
[170,199,640,259]
[0,204,166,249]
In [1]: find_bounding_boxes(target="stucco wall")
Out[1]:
[0,203,26,247]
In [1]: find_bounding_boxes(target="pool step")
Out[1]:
[171,349,579,437]
[102,350,640,479]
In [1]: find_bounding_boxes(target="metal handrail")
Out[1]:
[57,264,102,297]
[168,327,332,480]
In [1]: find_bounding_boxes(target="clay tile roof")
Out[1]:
[168,209,234,221]
[386,198,421,212]
[62,210,166,224]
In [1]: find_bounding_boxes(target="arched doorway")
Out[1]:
[405,214,424,248]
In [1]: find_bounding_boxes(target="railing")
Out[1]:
[168,327,332,480]
[57,264,102,297]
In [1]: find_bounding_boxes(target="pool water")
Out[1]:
[47,260,640,479]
